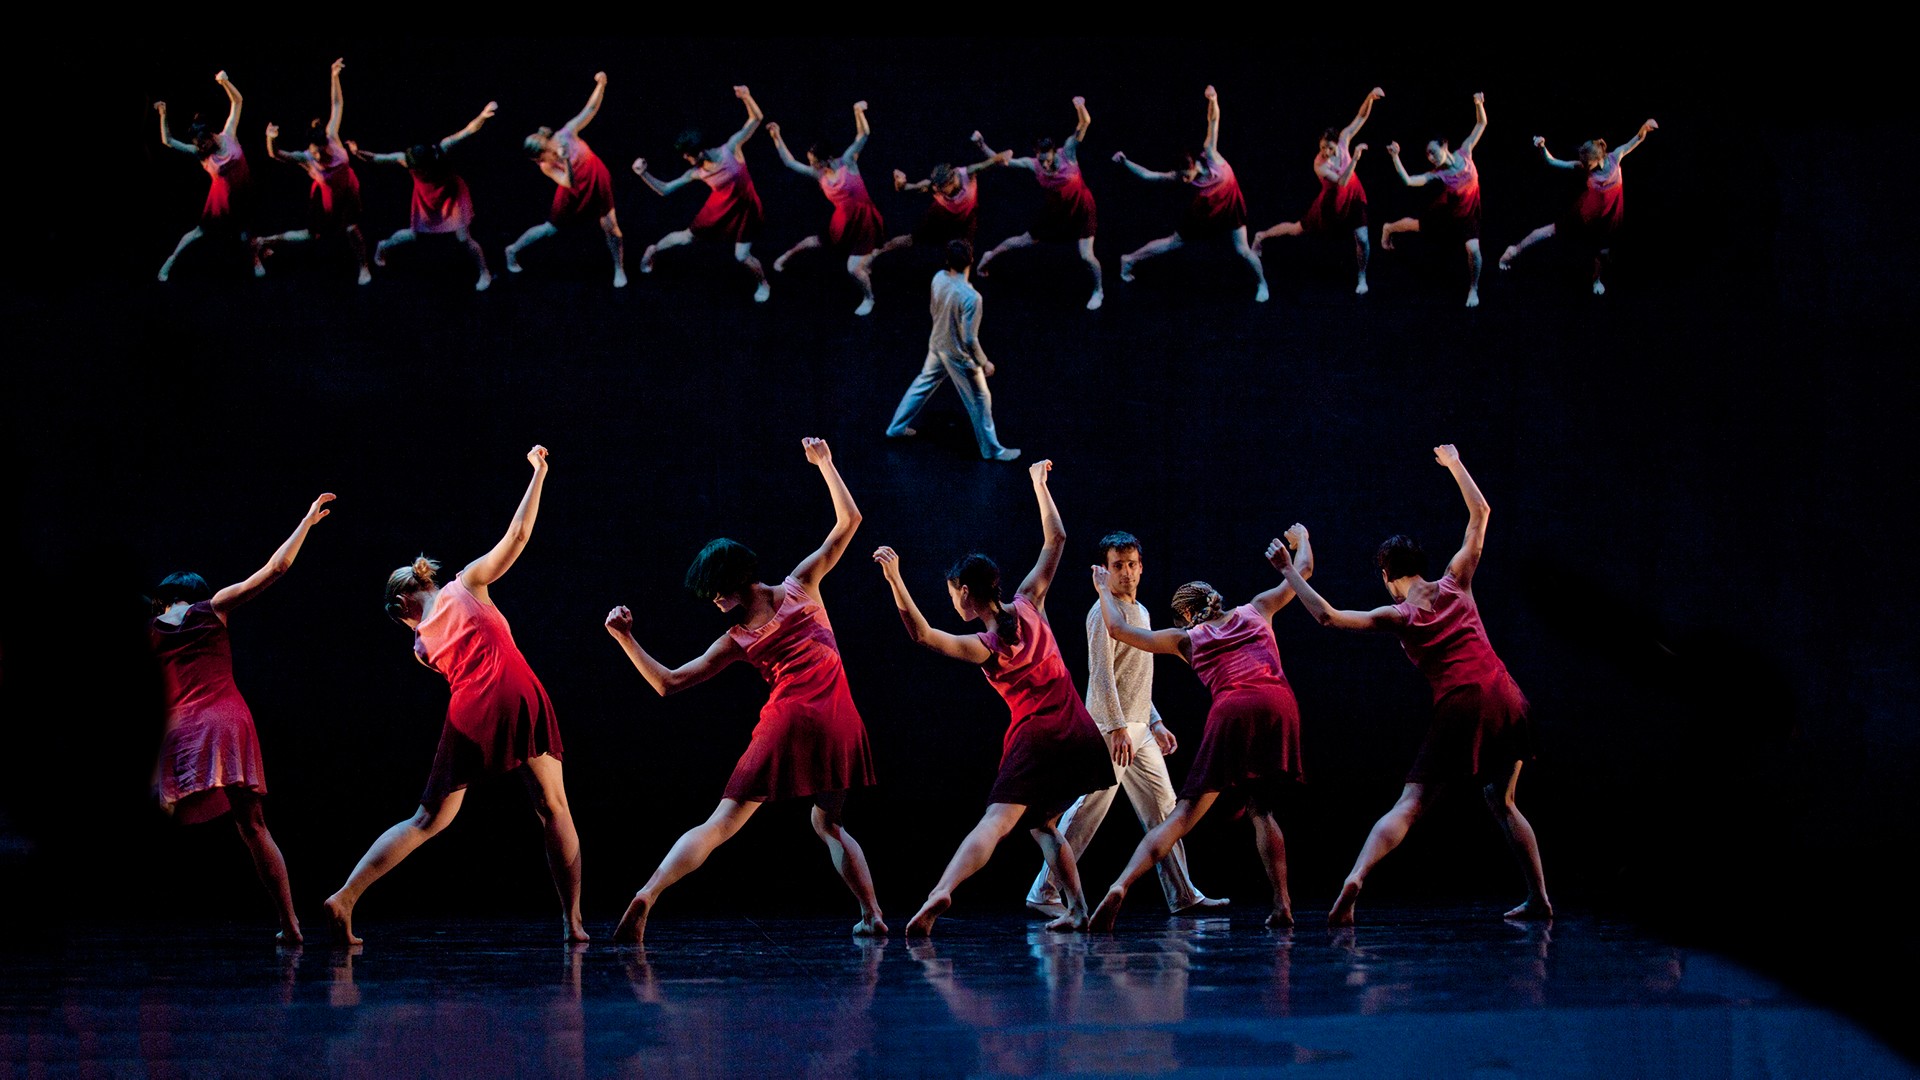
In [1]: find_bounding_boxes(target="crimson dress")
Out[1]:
[1301,145,1368,233]
[409,169,475,234]
[150,602,268,825]
[1030,153,1097,242]
[1390,574,1533,784]
[817,165,886,255]
[198,131,253,233]
[1560,152,1625,252]
[914,170,980,246]
[721,577,878,801]
[1182,606,1303,809]
[414,574,565,806]
[1176,151,1248,240]
[547,133,616,226]
[1421,153,1482,242]
[975,596,1114,811]
[303,144,364,229]
[690,152,765,243]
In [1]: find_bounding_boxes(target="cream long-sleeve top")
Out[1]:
[1083,597,1165,734]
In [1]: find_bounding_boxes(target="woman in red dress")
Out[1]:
[603,439,880,942]
[154,70,263,281]
[767,101,887,315]
[1112,86,1269,302]
[1499,119,1658,295]
[354,101,498,291]
[633,86,771,303]
[1253,87,1383,295]
[255,59,372,285]
[1270,445,1550,926]
[504,73,626,288]
[149,493,334,942]
[874,140,1011,262]
[1085,525,1315,932]
[323,446,585,945]
[974,97,1105,310]
[1380,93,1489,307]
[873,460,1114,936]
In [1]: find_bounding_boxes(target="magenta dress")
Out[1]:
[302,144,364,229]
[1182,606,1303,808]
[1030,153,1097,242]
[1560,152,1625,252]
[1421,154,1482,241]
[818,165,885,255]
[975,596,1114,810]
[548,133,616,226]
[690,152,765,243]
[1302,145,1368,233]
[915,170,980,246]
[721,578,878,801]
[150,602,268,824]
[1390,574,1533,783]
[198,132,253,232]
[1176,151,1248,239]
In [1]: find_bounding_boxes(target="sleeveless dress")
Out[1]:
[1421,154,1481,241]
[1391,574,1533,783]
[1176,151,1247,239]
[547,133,616,225]
[150,602,268,824]
[198,132,253,233]
[414,574,565,805]
[915,170,979,246]
[1030,153,1097,241]
[409,167,475,234]
[721,578,878,801]
[1302,145,1368,233]
[303,144,364,229]
[819,165,885,255]
[1182,606,1303,808]
[1561,152,1625,252]
[975,596,1114,810]
[689,152,765,243]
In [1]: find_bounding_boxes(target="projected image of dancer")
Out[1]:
[604,438,882,943]
[504,72,625,287]
[324,446,585,945]
[149,493,334,943]
[1379,93,1488,307]
[1086,526,1314,932]
[1269,445,1549,926]
[873,461,1114,936]
[353,101,497,290]
[1112,85,1268,302]
[767,101,887,315]
[884,240,1020,462]
[254,58,371,284]
[974,98,1105,310]
[875,140,1011,260]
[153,71,262,281]
[633,86,770,303]
[1500,119,1658,295]
[1252,87,1383,295]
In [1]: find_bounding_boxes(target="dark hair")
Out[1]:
[685,539,758,602]
[151,571,212,612]
[1095,531,1142,564]
[406,141,450,178]
[946,553,1017,644]
[188,116,219,157]
[945,239,974,271]
[1375,535,1427,580]
[807,140,831,164]
[384,556,442,623]
[1170,581,1224,628]
[306,119,329,149]
[1428,134,1451,151]
[1577,138,1609,166]
[674,130,704,157]
[1033,136,1056,154]
[929,162,957,189]
[1320,126,1341,146]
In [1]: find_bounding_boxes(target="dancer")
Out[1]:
[633,87,770,302]
[1086,526,1314,932]
[603,438,882,943]
[324,446,586,944]
[873,460,1114,936]
[256,58,372,285]
[885,240,1020,462]
[1268,445,1549,926]
[768,102,887,315]
[1025,531,1226,920]
[149,493,334,943]
[1380,93,1488,307]
[505,73,625,288]
[154,71,262,281]
[974,98,1105,310]
[875,141,1011,260]
[1499,119,1658,295]
[1253,87,1383,295]
[1112,86,1268,302]
[354,101,498,290]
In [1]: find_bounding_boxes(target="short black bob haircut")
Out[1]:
[1374,534,1427,580]
[151,571,213,609]
[685,538,759,601]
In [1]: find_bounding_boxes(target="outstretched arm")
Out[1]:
[1201,84,1220,155]
[844,100,870,160]
[1016,460,1066,607]
[1533,136,1580,170]
[1093,566,1190,657]
[895,169,931,193]
[632,158,701,195]
[1339,86,1384,147]
[352,144,408,165]
[766,123,816,176]
[210,493,336,616]
[1250,524,1314,618]
[1387,142,1429,186]
[791,439,862,593]
[1266,536,1406,633]
[967,149,1012,173]
[265,123,312,165]
[603,608,743,696]
[217,71,243,137]
[563,72,607,136]
[1615,118,1658,159]
[462,446,550,591]
[1460,92,1487,154]
[325,58,345,143]
[727,86,763,151]
[975,130,1035,172]
[1111,152,1178,182]
[1435,443,1489,587]
[873,547,994,662]
[1064,96,1090,152]
[440,100,498,152]
[155,103,197,154]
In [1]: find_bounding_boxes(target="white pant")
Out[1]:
[1027,720,1210,912]
[886,351,1009,458]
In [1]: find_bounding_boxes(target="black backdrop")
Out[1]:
[3,35,1914,1054]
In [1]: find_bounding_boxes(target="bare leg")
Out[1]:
[1353,226,1371,294]
[227,788,300,943]
[1379,217,1418,252]
[874,233,914,259]
[324,790,468,945]
[613,798,761,944]
[595,211,627,287]
[906,802,1026,937]
[1591,247,1610,295]
[1499,223,1555,271]
[1089,794,1216,931]
[346,225,372,285]
[1078,237,1104,309]
[1120,234,1183,282]
[774,235,821,273]
[1249,810,1291,928]
[1483,762,1552,920]
[504,222,559,273]
[374,228,417,268]
[640,228,693,273]
[1328,783,1429,928]
[521,755,588,942]
[848,253,876,315]
[453,226,492,291]
[1029,814,1089,932]
[158,226,205,282]
[974,232,1035,277]
[252,229,314,274]
[736,243,770,302]
[810,792,886,935]
[1465,238,1483,307]
[1251,221,1302,256]
[1230,227,1269,302]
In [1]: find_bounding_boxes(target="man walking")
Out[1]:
[885,240,1021,462]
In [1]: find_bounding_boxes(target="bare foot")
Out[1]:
[1119,258,1135,283]
[564,919,591,944]
[1086,290,1104,311]
[1503,899,1554,921]
[504,249,524,274]
[276,926,304,945]
[357,267,373,286]
[991,447,1023,462]
[1172,896,1230,916]
[1025,899,1067,920]
[1465,288,1480,308]
[1045,909,1086,932]
[753,282,771,303]
[374,243,389,268]
[852,915,889,937]
[854,298,874,316]
[1327,880,1362,928]
[773,253,790,273]
[613,266,629,289]
[905,893,951,937]
[475,272,492,292]
[157,261,174,282]
[613,893,653,944]
[1592,280,1606,296]
[640,245,657,272]
[1254,282,1270,303]
[324,895,362,946]
[1498,245,1519,270]
[1088,887,1125,932]
[1355,276,1369,296]
[1266,907,1295,929]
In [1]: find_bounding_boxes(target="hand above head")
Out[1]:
[872,545,902,579]
[528,444,551,471]
[1071,96,1086,107]
[733,85,751,99]
[480,101,499,120]
[1284,523,1308,550]
[214,70,230,84]
[853,100,868,112]
[1369,87,1386,101]
[1532,135,1546,148]
[970,130,985,143]
[802,436,832,465]
[1203,85,1217,101]
[154,101,167,114]
[1642,118,1660,133]
[1472,92,1485,104]
[266,122,280,139]
[305,493,337,525]
[1111,151,1126,163]
[765,122,782,139]
[631,156,647,175]
[1029,459,1053,485]
[604,605,633,635]
[1386,141,1401,156]
[1265,536,1294,572]
[1090,564,1110,591]
[331,58,346,76]
[594,71,608,86]
[1433,443,1461,468]
[1354,142,1368,154]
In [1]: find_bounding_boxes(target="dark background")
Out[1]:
[3,35,1913,1054]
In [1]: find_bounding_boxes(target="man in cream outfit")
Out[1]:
[885,240,1021,462]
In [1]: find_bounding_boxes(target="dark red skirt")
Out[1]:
[420,691,566,807]
[1032,183,1097,242]
[309,170,363,230]
[828,199,886,256]
[690,185,765,244]
[549,151,616,226]
[988,713,1113,813]
[1177,184,1247,240]
[1179,683,1303,806]
[722,693,877,803]
[1557,187,1624,253]
[1302,178,1368,234]
[914,202,977,247]
[201,162,252,233]
[411,174,475,234]
[1405,673,1534,785]
[1420,190,1481,243]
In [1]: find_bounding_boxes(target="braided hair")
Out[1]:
[1169,581,1225,629]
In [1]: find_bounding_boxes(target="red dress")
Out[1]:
[819,165,885,256]
[975,596,1114,810]
[1560,152,1625,252]
[1176,151,1247,239]
[1421,154,1482,241]
[689,152,765,243]
[721,578,878,801]
[1181,606,1303,807]
[303,145,363,229]
[409,169,475,234]
[150,602,268,824]
[1301,145,1368,233]
[414,574,565,806]
[1390,574,1533,783]
[547,134,616,226]
[198,132,252,232]
[914,170,979,246]
[1030,153,1097,242]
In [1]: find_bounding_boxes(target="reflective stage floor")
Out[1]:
[1,908,1907,1078]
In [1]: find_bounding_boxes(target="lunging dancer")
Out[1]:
[505,72,625,287]
[768,101,887,315]
[1379,93,1488,307]
[1500,119,1658,294]
[1268,445,1550,926]
[1253,87,1383,295]
[1086,527,1314,932]
[873,461,1114,936]
[1112,86,1268,302]
[603,438,882,942]
[255,58,372,284]
[154,71,262,280]
[875,140,1011,260]
[974,98,1105,310]
[149,493,334,943]
[324,446,586,944]
[354,101,498,290]
[633,86,770,303]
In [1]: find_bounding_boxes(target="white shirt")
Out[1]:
[1084,597,1164,734]
[927,270,986,363]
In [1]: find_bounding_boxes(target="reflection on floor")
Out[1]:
[0,907,1906,1077]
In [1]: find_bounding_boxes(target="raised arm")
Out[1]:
[352,145,408,166]
[1093,566,1190,657]
[1532,136,1580,170]
[440,100,498,152]
[1201,85,1220,155]
[1339,87,1384,147]
[726,86,763,151]
[1460,92,1487,154]
[563,72,607,136]
[1386,142,1430,186]
[210,493,336,617]
[1250,524,1314,618]
[632,158,702,195]
[1064,96,1091,151]
[1015,461,1068,607]
[155,102,197,155]
[265,123,312,165]
[1266,535,1405,633]
[765,123,816,176]
[873,547,993,663]
[894,169,931,193]
[603,607,743,696]
[1111,152,1178,182]
[844,100,870,161]
[325,58,345,143]
[1615,118,1658,159]
[216,71,243,137]
[791,438,862,593]
[462,446,549,591]
[1435,443,1489,587]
